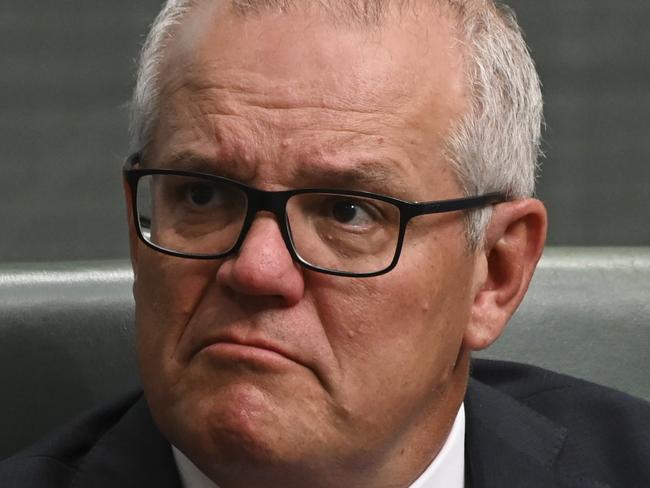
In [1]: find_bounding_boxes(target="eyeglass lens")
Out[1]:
[136,174,402,274]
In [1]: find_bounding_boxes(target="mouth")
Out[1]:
[195,335,302,370]
[187,330,337,395]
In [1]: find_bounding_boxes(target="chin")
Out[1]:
[174,394,333,487]
[157,373,329,470]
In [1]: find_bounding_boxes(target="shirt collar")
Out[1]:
[409,403,465,488]
[172,403,465,488]
[173,447,217,488]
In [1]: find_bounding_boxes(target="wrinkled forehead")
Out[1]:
[159,1,467,120]
[147,0,469,198]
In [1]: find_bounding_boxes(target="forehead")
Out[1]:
[175,4,454,90]
[151,3,468,197]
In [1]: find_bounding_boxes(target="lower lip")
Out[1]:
[199,342,296,369]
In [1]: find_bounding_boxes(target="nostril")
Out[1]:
[214,219,305,304]
[216,253,305,305]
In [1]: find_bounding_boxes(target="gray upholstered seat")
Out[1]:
[476,247,650,399]
[1,247,649,459]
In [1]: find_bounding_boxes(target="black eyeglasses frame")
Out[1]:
[123,153,506,277]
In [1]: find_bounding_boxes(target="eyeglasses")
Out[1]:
[123,154,505,277]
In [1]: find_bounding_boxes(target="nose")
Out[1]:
[216,215,305,305]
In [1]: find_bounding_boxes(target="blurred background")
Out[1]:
[1,0,649,263]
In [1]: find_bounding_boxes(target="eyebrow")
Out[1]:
[291,160,412,198]
[152,152,413,199]
[153,152,249,182]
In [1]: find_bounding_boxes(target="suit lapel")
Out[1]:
[68,379,615,487]
[465,379,609,488]
[72,395,182,488]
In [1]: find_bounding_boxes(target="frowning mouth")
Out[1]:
[196,336,301,369]
[189,333,334,393]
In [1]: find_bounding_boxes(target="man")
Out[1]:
[1,0,649,487]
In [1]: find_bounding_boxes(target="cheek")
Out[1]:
[313,246,474,406]
[134,251,218,382]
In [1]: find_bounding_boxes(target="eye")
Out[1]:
[330,200,375,227]
[185,182,222,207]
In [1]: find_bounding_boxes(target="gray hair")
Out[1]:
[130,0,543,249]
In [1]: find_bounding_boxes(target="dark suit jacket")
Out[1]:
[1,360,649,487]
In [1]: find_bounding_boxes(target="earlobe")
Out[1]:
[463,199,547,351]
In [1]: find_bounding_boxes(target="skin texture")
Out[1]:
[126,3,547,487]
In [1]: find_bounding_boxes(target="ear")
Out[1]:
[463,198,547,351]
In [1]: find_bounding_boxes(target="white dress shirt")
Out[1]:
[173,403,465,488]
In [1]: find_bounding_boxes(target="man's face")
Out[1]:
[131,4,479,485]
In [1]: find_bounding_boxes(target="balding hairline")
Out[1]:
[132,0,467,153]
